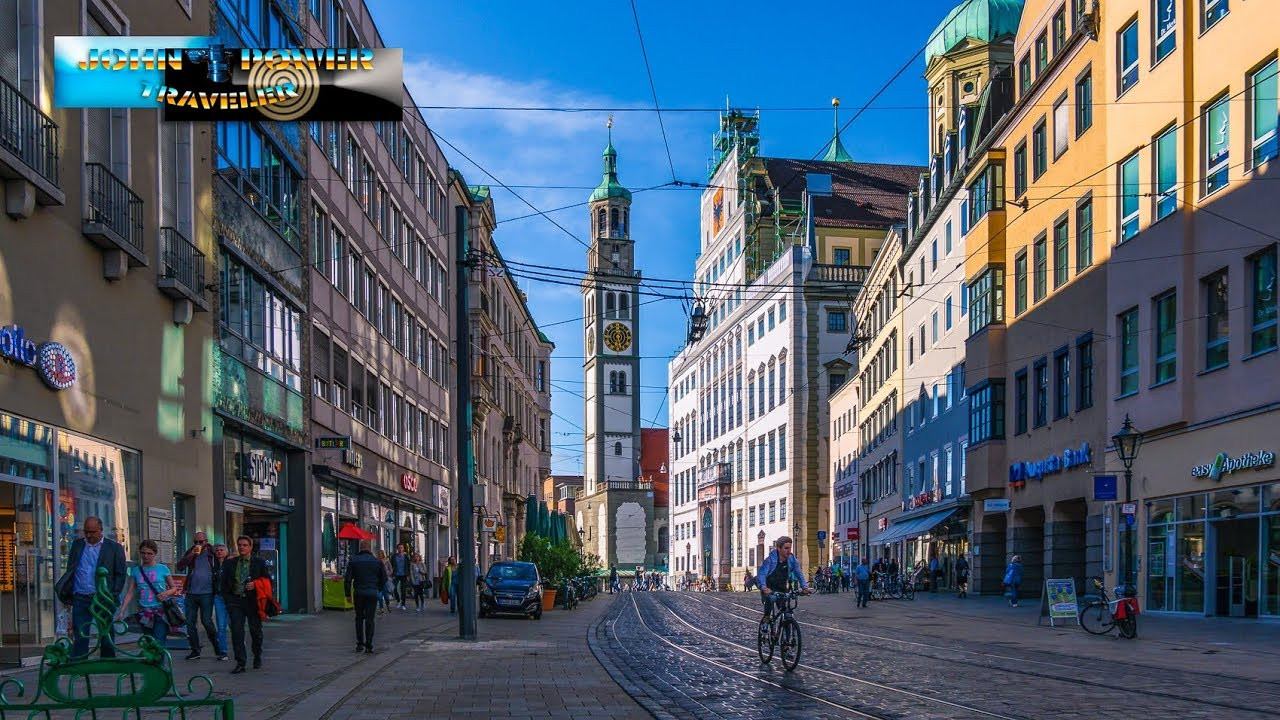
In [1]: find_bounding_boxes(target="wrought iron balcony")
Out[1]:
[699,461,732,488]
[810,263,869,285]
[0,75,61,201]
[157,227,209,311]
[83,162,146,266]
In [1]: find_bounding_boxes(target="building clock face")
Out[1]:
[603,322,633,352]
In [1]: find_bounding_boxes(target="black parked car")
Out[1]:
[479,561,543,620]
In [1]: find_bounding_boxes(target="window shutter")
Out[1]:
[312,332,330,383]
[332,346,348,388]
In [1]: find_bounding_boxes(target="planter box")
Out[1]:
[541,589,557,611]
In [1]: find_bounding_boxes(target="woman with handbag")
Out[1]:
[116,539,182,644]
[410,553,429,611]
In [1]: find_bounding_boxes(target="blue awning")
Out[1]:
[869,509,956,545]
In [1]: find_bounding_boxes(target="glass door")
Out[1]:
[0,480,55,665]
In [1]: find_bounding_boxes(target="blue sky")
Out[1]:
[372,0,963,474]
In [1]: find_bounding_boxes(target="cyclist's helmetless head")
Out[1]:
[775,536,793,558]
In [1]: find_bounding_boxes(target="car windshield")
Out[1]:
[488,564,537,582]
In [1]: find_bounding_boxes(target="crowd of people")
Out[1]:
[55,518,279,674]
[608,566,668,592]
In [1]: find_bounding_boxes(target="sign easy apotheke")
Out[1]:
[0,324,77,391]
[1191,451,1276,481]
[1009,443,1092,485]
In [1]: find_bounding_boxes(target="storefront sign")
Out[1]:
[1191,450,1276,482]
[480,516,497,533]
[434,484,450,526]
[1042,578,1079,627]
[1093,475,1117,500]
[835,482,855,499]
[314,436,350,450]
[983,499,1010,512]
[342,450,363,469]
[1009,442,1092,485]
[400,473,419,493]
[846,527,859,540]
[877,517,888,531]
[0,325,77,390]
[905,489,941,510]
[247,452,280,487]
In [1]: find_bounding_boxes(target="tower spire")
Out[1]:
[822,97,854,163]
[592,117,632,202]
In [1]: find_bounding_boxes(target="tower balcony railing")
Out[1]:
[699,462,732,488]
[82,162,147,266]
[157,227,209,311]
[809,264,870,285]
[0,75,61,197]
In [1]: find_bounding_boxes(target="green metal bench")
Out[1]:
[0,568,234,719]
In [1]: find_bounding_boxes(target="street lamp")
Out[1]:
[577,527,585,547]
[861,497,872,561]
[1112,414,1144,593]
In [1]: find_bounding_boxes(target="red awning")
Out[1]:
[337,522,375,540]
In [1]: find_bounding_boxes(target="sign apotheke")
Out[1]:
[1191,451,1275,481]
[0,324,77,390]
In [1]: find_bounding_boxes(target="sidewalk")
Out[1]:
[799,587,1280,682]
[3,598,645,720]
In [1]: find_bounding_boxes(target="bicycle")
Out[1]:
[1079,577,1138,639]
[756,591,805,671]
[897,573,915,600]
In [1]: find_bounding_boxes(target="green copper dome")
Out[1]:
[925,0,1025,65]
[590,137,631,202]
[821,99,854,163]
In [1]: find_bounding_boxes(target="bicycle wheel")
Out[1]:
[757,618,774,664]
[1117,615,1138,639]
[902,582,915,600]
[1079,600,1115,635]
[780,618,802,671]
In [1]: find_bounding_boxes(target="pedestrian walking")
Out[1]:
[344,540,387,654]
[609,565,619,594]
[175,531,224,660]
[955,554,971,599]
[116,539,180,645]
[410,553,429,611]
[391,544,410,610]
[854,557,871,608]
[375,550,393,613]
[1003,555,1024,607]
[929,555,941,592]
[211,543,231,659]
[221,536,269,673]
[55,516,128,659]
[444,556,458,614]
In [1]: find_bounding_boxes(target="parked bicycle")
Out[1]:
[757,591,804,671]
[1079,577,1139,639]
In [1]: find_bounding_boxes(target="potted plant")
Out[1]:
[518,534,560,610]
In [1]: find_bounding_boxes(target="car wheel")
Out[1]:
[534,609,542,620]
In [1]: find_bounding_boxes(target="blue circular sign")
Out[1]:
[36,341,76,391]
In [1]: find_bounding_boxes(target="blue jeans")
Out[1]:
[449,581,458,613]
[71,593,115,659]
[213,594,229,654]
[143,611,170,646]
[856,579,870,607]
[184,593,221,655]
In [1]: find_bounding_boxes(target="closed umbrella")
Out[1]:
[538,502,550,538]
[525,496,537,534]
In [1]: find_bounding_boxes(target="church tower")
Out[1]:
[581,121,651,569]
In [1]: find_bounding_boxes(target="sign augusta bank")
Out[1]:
[1009,443,1092,486]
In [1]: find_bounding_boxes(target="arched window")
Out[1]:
[610,208,620,237]
[778,351,787,405]
[615,442,623,456]
[609,371,618,393]
[618,293,630,319]
[605,292,616,318]
[747,372,756,420]
[597,208,606,237]
[622,209,629,237]
[758,364,767,411]
[617,371,628,394]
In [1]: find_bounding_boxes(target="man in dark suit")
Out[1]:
[56,516,128,658]
[220,536,269,673]
[344,540,387,654]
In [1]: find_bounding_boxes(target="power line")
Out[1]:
[629,0,676,183]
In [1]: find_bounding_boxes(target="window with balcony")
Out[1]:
[1250,59,1278,168]
[1119,308,1140,396]
[1120,152,1141,241]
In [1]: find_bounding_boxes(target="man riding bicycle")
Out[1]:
[755,536,811,621]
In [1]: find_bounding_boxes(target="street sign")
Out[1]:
[1094,475,1118,500]
[1039,578,1080,627]
[846,528,859,540]
[1121,503,1137,515]
[983,499,1011,512]
[480,517,498,533]
[314,436,351,450]
[817,530,827,540]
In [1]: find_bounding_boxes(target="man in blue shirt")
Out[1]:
[755,536,810,621]
[176,532,225,660]
[56,517,127,658]
[854,557,872,608]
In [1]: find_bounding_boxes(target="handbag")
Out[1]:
[138,566,186,629]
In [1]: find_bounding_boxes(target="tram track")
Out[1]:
[684,592,1280,715]
[631,593,1025,719]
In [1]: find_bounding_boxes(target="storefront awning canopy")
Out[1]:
[870,509,956,545]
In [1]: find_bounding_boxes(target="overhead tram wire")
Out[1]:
[629,0,677,183]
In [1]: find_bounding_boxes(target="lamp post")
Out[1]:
[861,497,872,562]
[1112,414,1144,593]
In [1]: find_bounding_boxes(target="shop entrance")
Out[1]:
[1212,517,1259,617]
[0,480,55,665]
[226,507,287,609]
